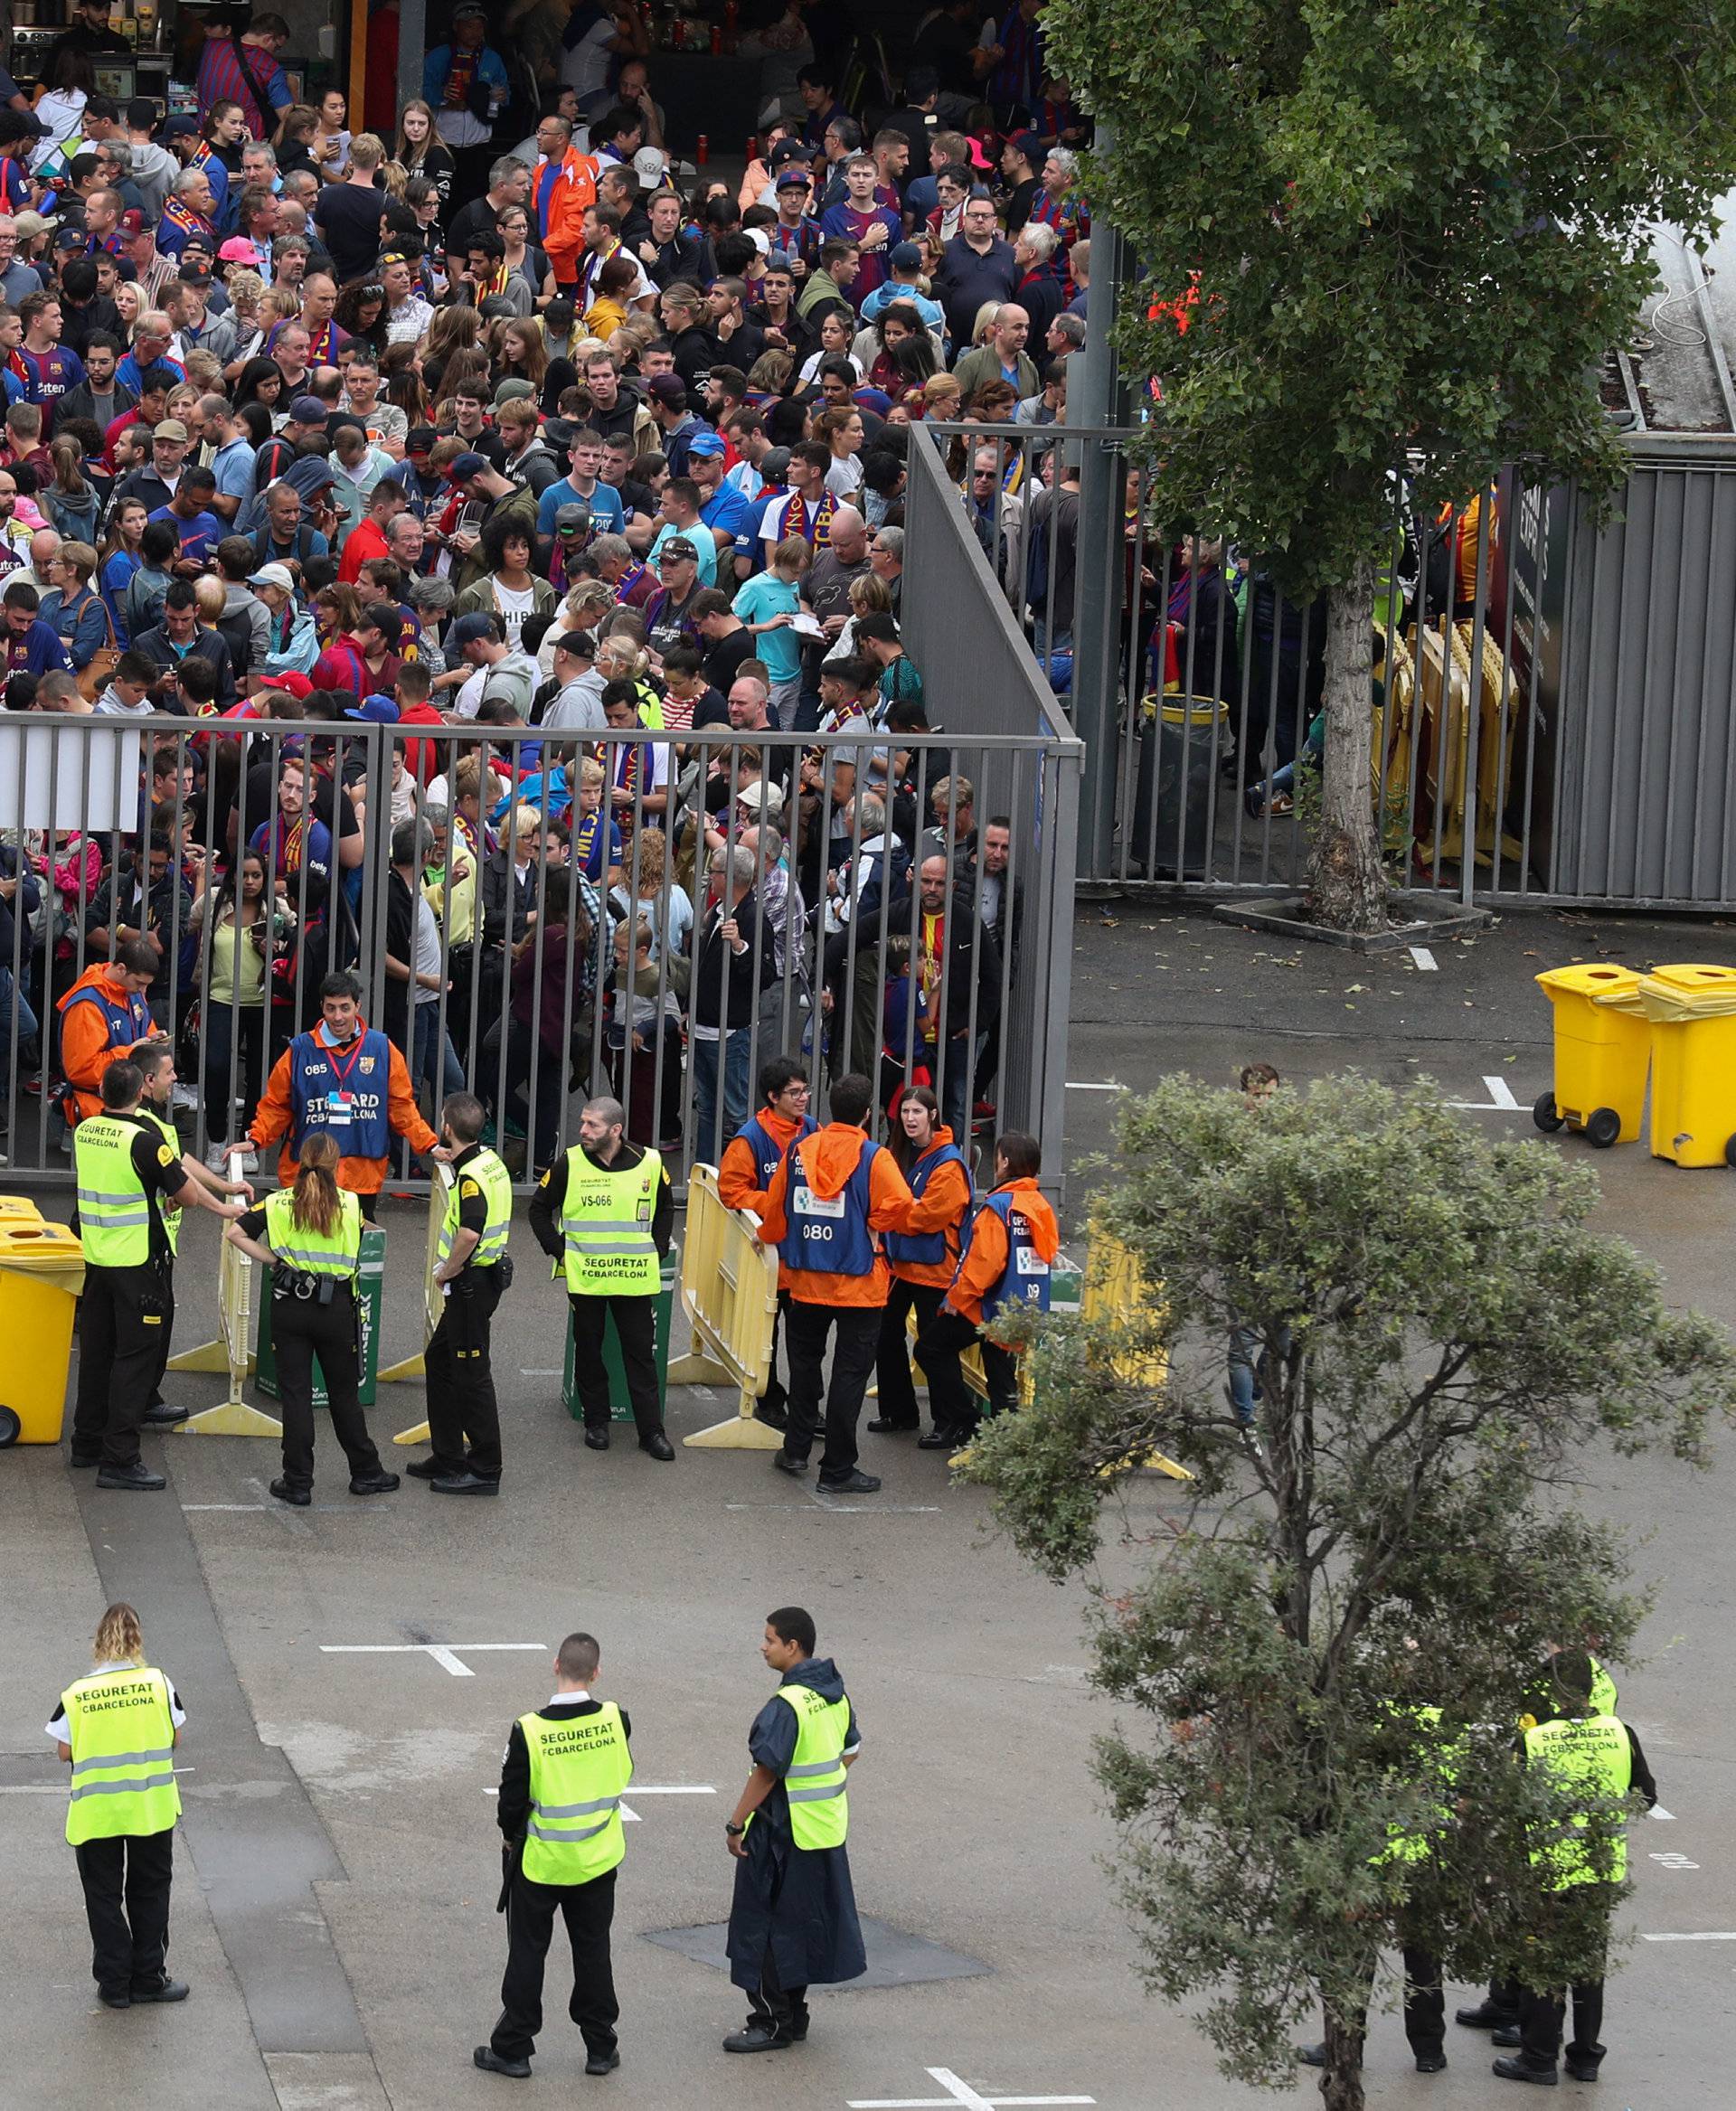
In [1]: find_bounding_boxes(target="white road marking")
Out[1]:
[1650,1852,1701,1870]
[848,2071,1094,2110]
[183,1503,269,1512]
[1640,1931,1736,1941]
[725,1501,942,1514]
[0,1786,61,1795]
[1063,1081,1122,1092]
[319,1643,545,1678]
[1447,1075,1523,1111]
[1651,1806,1677,1821]
[519,1369,563,1377]
[1409,946,1439,971]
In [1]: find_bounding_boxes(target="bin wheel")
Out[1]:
[1585,1107,1622,1149]
[1533,1092,1564,1133]
[1726,1136,1736,1169]
[0,1406,19,1447]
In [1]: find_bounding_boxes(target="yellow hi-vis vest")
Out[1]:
[777,1683,851,1851]
[61,1664,181,1845]
[1372,1703,1459,1871]
[75,1112,162,1267]
[263,1187,362,1279]
[439,1149,513,1272]
[1524,1711,1634,1889]
[519,1701,632,1885]
[558,1149,659,1295]
[143,1107,183,1257]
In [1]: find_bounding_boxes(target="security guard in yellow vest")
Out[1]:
[70,1054,245,1491]
[1494,1648,1656,2087]
[722,1606,866,2052]
[528,1094,675,1460]
[48,1601,189,2008]
[409,1092,514,1494]
[476,1630,633,2080]
[225,1133,400,1508]
[134,1038,256,1431]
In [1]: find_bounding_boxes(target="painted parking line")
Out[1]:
[1410,946,1439,971]
[1063,1081,1123,1092]
[319,1643,545,1678]
[847,2068,1094,2109]
[1640,1931,1736,1942]
[1446,1075,1522,1111]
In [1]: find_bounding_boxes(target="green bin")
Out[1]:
[256,1225,387,1408]
[563,1250,678,1423]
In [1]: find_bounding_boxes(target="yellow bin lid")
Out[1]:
[1636,970,1736,1022]
[0,1220,88,1291]
[1535,964,1644,997]
[1647,962,1736,994]
[0,1194,43,1219]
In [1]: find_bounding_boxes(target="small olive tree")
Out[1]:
[962,1077,1736,2107]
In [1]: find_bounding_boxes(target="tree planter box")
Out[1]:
[1212,890,1493,953]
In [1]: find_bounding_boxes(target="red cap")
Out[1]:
[271,673,315,699]
[119,209,146,236]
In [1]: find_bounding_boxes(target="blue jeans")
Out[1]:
[412,1003,464,1104]
[692,1028,751,1165]
[0,964,39,1077]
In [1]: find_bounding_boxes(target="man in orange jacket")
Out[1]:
[532,115,599,294]
[56,939,158,1126]
[755,1071,915,1494]
[717,1055,816,1429]
[914,1130,1059,1446]
[249,969,441,1215]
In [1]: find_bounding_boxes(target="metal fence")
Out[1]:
[920,419,1736,912]
[0,710,1074,1197]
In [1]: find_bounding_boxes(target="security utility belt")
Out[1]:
[272,1267,353,1305]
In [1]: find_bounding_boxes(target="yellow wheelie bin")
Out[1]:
[0,1220,86,1446]
[1636,964,1736,1167]
[0,1194,44,1222]
[1533,964,1649,1146]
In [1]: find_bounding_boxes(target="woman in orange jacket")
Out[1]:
[869,1087,973,1443]
[716,1055,816,1428]
[914,1130,1060,1447]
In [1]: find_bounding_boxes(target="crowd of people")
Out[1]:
[0,9,1073,1180]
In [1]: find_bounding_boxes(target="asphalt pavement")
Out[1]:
[3,900,1733,2109]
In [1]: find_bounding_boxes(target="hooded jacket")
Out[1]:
[885,1125,972,1288]
[56,960,154,1123]
[756,1122,915,1308]
[946,1175,1061,1327]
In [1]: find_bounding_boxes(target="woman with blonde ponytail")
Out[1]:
[225,1133,400,1508]
[49,1602,189,2008]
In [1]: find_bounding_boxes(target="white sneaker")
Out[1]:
[172,1084,200,1111]
[206,1143,231,1172]
[241,1148,259,1173]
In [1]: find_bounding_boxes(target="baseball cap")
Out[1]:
[151,419,189,443]
[1007,128,1043,165]
[451,0,487,15]
[268,672,314,700]
[449,613,497,647]
[646,374,686,405]
[774,169,811,193]
[685,429,726,459]
[631,146,665,189]
[118,209,146,237]
[247,561,297,593]
[219,236,260,265]
[763,250,795,275]
[449,450,490,480]
[53,227,84,251]
[405,425,438,456]
[890,241,921,272]
[14,212,50,240]
[554,503,591,532]
[163,114,200,138]
[769,137,813,168]
[657,536,698,562]
[176,262,212,289]
[493,377,535,405]
[735,780,785,815]
[760,447,792,481]
[288,394,327,424]
[344,693,401,725]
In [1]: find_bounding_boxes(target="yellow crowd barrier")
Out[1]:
[391,1167,452,1445]
[670,1164,784,1451]
[171,1197,280,1437]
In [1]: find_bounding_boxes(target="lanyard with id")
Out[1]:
[317,1033,364,1132]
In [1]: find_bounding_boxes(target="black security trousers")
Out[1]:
[76,1828,174,1998]
[424,1267,504,1477]
[873,1277,946,1428]
[271,1286,383,1491]
[71,1262,167,1467]
[492,1865,619,2061]
[568,1293,665,1439]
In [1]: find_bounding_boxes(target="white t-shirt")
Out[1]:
[561,18,618,98]
[491,581,537,650]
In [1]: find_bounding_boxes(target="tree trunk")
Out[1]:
[1318,1970,1372,2111]
[1304,556,1387,934]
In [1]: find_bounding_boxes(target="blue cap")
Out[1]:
[685,429,726,459]
[344,693,401,725]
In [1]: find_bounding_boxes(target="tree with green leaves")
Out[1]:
[1047,0,1736,928]
[961,1076,1736,2109]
